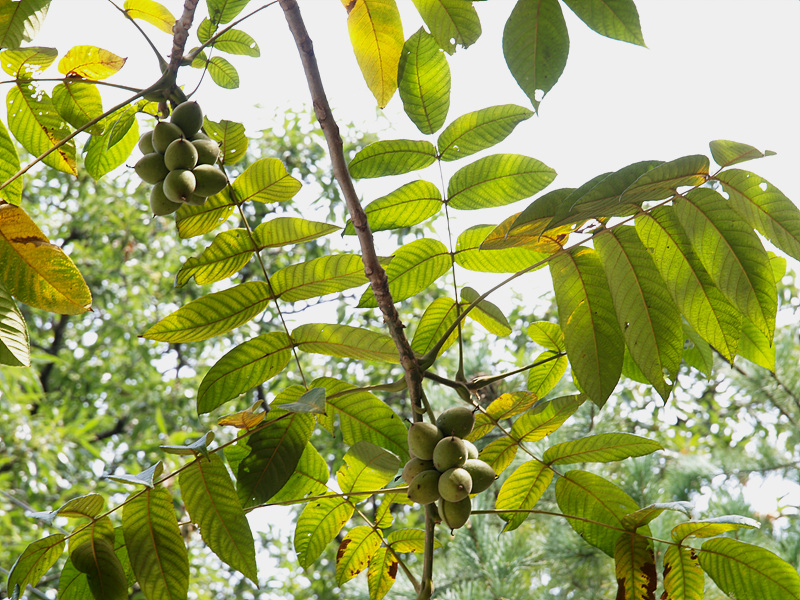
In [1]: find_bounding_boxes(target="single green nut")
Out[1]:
[432,436,468,472]
[438,497,471,531]
[163,169,196,203]
[402,457,434,484]
[149,183,182,216]
[184,193,208,206]
[191,131,211,141]
[463,440,479,460]
[170,100,204,138]
[462,459,496,494]
[438,467,472,502]
[193,164,227,196]
[164,138,198,171]
[192,139,220,165]
[134,152,169,184]
[152,121,184,153]
[407,470,441,505]
[408,422,443,461]
[138,130,155,154]
[436,406,475,438]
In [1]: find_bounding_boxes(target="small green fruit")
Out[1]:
[152,121,184,153]
[402,457,434,484]
[432,436,468,472]
[438,467,472,502]
[163,169,196,203]
[134,153,168,184]
[192,139,220,165]
[164,138,198,171]
[463,440,479,460]
[438,497,471,531]
[191,131,211,141]
[170,100,204,137]
[192,164,227,196]
[462,459,496,494]
[149,183,182,216]
[138,130,155,154]
[408,422,443,461]
[184,193,208,206]
[436,406,475,438]
[407,470,441,505]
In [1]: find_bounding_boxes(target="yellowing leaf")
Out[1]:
[58,46,125,79]
[336,527,381,585]
[217,400,267,430]
[345,0,404,108]
[124,0,175,34]
[0,204,91,314]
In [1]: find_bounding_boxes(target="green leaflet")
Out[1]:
[0,117,22,205]
[496,459,553,532]
[555,470,641,557]
[344,180,442,235]
[716,169,800,262]
[348,139,437,179]
[468,391,538,442]
[57,493,105,519]
[175,229,255,286]
[7,83,76,175]
[315,377,409,461]
[542,432,662,465]
[663,545,703,600]
[635,206,742,362]
[483,210,572,253]
[107,462,163,489]
[550,247,623,407]
[509,187,577,237]
[208,56,239,88]
[594,226,683,400]
[398,28,450,135]
[737,317,775,371]
[621,502,693,530]
[438,104,533,162]
[207,28,260,56]
[84,105,139,180]
[455,224,549,273]
[409,0,481,54]
[176,189,237,239]
[368,547,398,600]
[142,281,273,343]
[207,0,250,24]
[503,0,569,111]
[204,118,248,165]
[0,279,30,366]
[179,455,257,583]
[614,533,656,600]
[527,350,567,399]
[460,286,511,336]
[294,496,354,569]
[255,216,339,247]
[336,527,382,585]
[197,332,292,415]
[358,238,450,308]
[236,408,315,506]
[527,321,565,352]
[292,323,399,363]
[671,516,759,543]
[69,518,127,600]
[7,534,66,595]
[619,154,709,204]
[699,538,800,600]
[122,487,189,600]
[272,254,368,302]
[232,157,301,204]
[336,441,400,494]
[674,188,776,339]
[478,437,517,476]
[709,139,774,169]
[375,490,413,528]
[52,80,105,135]
[447,154,556,210]
[0,46,57,76]
[386,528,440,553]
[268,443,330,504]
[0,0,51,49]
[682,322,713,376]
[562,0,645,46]
[510,394,585,442]
[123,0,175,33]
[411,296,459,357]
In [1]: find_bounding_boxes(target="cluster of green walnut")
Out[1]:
[134,101,227,216]
[404,406,496,531]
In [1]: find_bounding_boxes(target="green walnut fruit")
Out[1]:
[184,193,208,206]
[438,467,472,502]
[134,153,169,184]
[408,422,443,461]
[463,440,479,460]
[138,130,155,154]
[163,169,196,203]
[170,100,204,138]
[432,436,468,472]
[152,121,184,153]
[149,183,182,216]
[402,457,434,484]
[462,459,496,494]
[164,138,198,171]
[193,164,227,196]
[438,497,471,531]
[436,406,475,438]
[191,131,211,141]
[407,470,441,505]
[192,139,220,165]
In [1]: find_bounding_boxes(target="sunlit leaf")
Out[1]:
[210,28,260,56]
[207,0,250,24]
[52,80,104,135]
[217,400,266,430]
[481,211,571,252]
[0,0,51,49]
[268,442,330,504]
[58,45,125,79]
[399,28,450,135]
[619,154,708,204]
[510,394,585,442]
[543,432,662,465]
[527,350,567,398]
[438,104,533,162]
[0,46,56,76]
[460,286,511,336]
[207,55,239,88]
[175,229,254,286]
[256,216,339,246]
[344,180,442,235]
[737,317,775,371]
[337,527,382,585]
[0,204,91,314]
[57,494,105,519]
[614,533,656,600]
[7,534,65,594]
[455,224,549,273]
[176,188,237,238]
[0,118,22,205]
[468,391,538,442]
[478,436,517,476]
[527,321,565,352]
[386,528,440,553]
[123,0,175,33]
[671,515,759,543]
[562,0,645,45]
[663,545,703,600]
[0,280,29,366]
[293,323,399,363]
[84,104,139,180]
[709,139,774,169]
[410,296,458,357]
[496,459,553,531]
[232,157,301,204]
[410,0,481,54]
[204,118,248,165]
[272,254,369,302]
[336,441,399,494]
[295,496,354,568]
[368,547,398,600]
[349,139,437,179]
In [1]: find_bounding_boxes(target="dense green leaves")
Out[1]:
[398,29,450,135]
[268,443,329,504]
[0,118,22,205]
[349,139,437,178]
[438,105,533,162]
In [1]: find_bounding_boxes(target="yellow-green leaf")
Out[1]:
[57,494,105,519]
[84,104,139,180]
[204,118,247,165]
[176,188,237,238]
[398,28,450,135]
[410,0,481,54]
[7,534,66,595]
[438,104,533,162]
[295,496,354,568]
[210,28,260,57]
[386,528,440,553]
[0,204,91,314]
[510,394,584,442]
[58,45,125,79]
[543,433,662,465]
[455,224,550,273]
[410,296,458,357]
[368,547,398,600]
[496,459,553,531]
[175,229,255,287]
[232,157,301,204]
[460,286,511,336]
[207,0,250,25]
[0,0,51,50]
[527,350,567,399]
[208,55,239,89]
[349,139,437,179]
[0,279,29,366]
[0,46,56,76]
[562,0,645,46]
[344,180,442,235]
[255,216,339,247]
[467,391,537,442]
[268,442,330,504]
[478,436,517,476]
[619,154,708,205]
[663,545,703,600]
[671,516,759,543]
[293,323,399,363]
[337,441,399,494]
[272,254,369,302]
[52,80,104,135]
[614,533,656,600]
[0,117,22,205]
[527,321,565,352]
[337,527,382,585]
[709,139,774,169]
[124,0,175,33]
